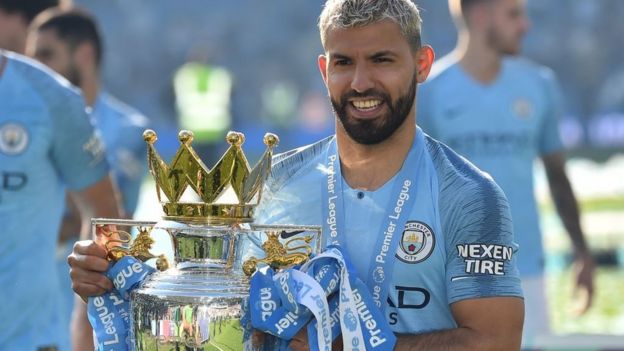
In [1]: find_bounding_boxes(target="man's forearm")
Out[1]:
[543,153,589,255]
[548,170,589,255]
[59,196,82,242]
[71,297,94,351]
[73,175,123,240]
[395,327,516,351]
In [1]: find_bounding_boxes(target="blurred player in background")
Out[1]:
[27,7,149,350]
[1,1,120,350]
[418,0,595,347]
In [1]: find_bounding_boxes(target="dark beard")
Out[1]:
[331,74,417,145]
[66,62,81,86]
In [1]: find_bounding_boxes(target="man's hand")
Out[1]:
[289,328,310,351]
[67,240,113,298]
[66,176,121,351]
[572,252,595,315]
[542,152,595,315]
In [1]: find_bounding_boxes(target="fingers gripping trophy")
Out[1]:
[87,129,322,350]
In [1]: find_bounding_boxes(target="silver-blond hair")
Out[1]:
[319,0,422,51]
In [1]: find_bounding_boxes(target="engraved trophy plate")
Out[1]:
[92,130,321,350]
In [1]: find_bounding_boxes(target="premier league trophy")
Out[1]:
[88,130,321,350]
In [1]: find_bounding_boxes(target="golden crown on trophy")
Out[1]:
[143,129,278,223]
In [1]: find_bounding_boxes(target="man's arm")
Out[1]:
[541,151,594,312]
[60,184,129,244]
[59,195,82,242]
[394,296,524,351]
[69,175,122,351]
[69,175,123,240]
[288,296,523,351]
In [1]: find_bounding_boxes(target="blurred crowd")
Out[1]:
[73,0,624,155]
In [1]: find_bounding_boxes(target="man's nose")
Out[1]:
[350,64,375,93]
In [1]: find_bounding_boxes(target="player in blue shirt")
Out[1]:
[418,0,594,347]
[70,0,524,349]
[0,50,121,351]
[257,128,524,339]
[27,8,149,350]
[28,8,148,215]
[1,1,121,350]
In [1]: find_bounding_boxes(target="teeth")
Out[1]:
[352,99,382,110]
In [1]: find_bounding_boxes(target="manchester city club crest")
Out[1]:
[513,98,533,119]
[0,123,29,155]
[395,221,435,264]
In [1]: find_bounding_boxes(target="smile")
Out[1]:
[351,99,383,111]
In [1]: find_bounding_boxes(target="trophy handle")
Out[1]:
[242,225,322,276]
[91,218,169,271]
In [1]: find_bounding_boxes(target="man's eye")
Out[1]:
[335,59,350,66]
[374,57,392,63]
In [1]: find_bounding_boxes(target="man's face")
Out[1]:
[319,20,428,145]
[27,28,81,85]
[486,0,529,55]
[0,8,28,52]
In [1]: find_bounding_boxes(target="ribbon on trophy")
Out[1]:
[86,226,167,351]
[248,246,396,350]
[88,256,155,350]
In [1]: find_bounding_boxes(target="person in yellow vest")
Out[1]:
[174,60,233,165]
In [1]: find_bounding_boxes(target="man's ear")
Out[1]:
[415,45,435,83]
[318,54,328,85]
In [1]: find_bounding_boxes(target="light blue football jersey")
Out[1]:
[418,58,564,277]
[0,51,109,351]
[54,92,148,333]
[92,92,148,214]
[255,128,522,334]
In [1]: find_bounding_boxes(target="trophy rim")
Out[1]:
[161,203,256,224]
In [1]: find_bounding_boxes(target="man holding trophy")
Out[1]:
[69,0,525,349]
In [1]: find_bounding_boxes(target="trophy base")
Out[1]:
[131,283,250,351]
